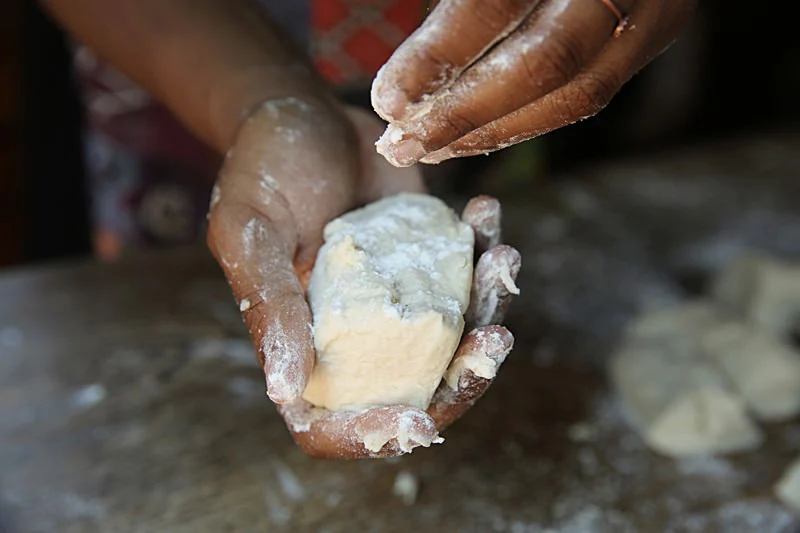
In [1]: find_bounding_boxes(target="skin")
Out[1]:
[373,0,698,166]
[41,0,692,458]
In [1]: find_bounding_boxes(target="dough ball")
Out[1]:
[303,193,474,411]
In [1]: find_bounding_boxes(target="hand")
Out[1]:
[207,98,521,459]
[371,0,697,167]
[281,197,521,459]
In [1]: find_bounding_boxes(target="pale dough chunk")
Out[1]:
[701,321,800,421]
[712,253,800,338]
[776,456,800,514]
[611,254,800,457]
[624,301,720,358]
[610,344,762,457]
[303,193,474,411]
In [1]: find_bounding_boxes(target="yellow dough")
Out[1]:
[302,193,474,411]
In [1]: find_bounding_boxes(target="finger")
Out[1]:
[461,195,502,256]
[371,0,539,122]
[427,326,515,430]
[208,201,313,404]
[466,245,522,329]
[376,0,632,167]
[419,66,620,163]
[343,106,427,204]
[279,401,443,459]
[421,0,696,163]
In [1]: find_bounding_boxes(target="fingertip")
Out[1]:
[371,64,407,122]
[283,403,442,459]
[419,148,453,165]
[355,407,441,455]
[264,352,312,405]
[463,195,501,221]
[265,373,303,404]
[483,244,522,294]
[445,326,514,389]
[476,245,522,286]
[261,300,315,404]
[375,126,423,168]
[468,245,522,327]
[344,106,428,201]
[428,326,514,430]
[463,195,502,253]
[472,325,515,360]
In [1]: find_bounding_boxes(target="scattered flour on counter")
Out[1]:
[226,377,263,402]
[552,506,636,533]
[567,422,598,442]
[262,487,291,526]
[189,338,255,365]
[60,492,107,520]
[273,461,306,502]
[671,501,795,533]
[392,471,419,506]
[676,455,744,482]
[325,491,343,508]
[0,327,23,349]
[70,384,107,409]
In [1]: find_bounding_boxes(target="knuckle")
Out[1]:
[475,0,523,28]
[435,108,479,141]
[570,70,620,116]
[535,30,585,84]
[421,44,452,72]
[415,45,457,93]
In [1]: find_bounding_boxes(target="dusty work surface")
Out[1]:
[2,132,800,532]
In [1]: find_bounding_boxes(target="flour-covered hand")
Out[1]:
[208,102,519,459]
[278,196,520,459]
[372,0,696,166]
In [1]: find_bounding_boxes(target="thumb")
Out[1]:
[207,97,361,402]
[207,198,314,403]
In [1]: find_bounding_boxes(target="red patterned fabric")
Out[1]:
[311,0,425,87]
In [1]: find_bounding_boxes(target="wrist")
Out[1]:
[208,63,341,153]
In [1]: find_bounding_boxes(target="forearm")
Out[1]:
[42,0,330,152]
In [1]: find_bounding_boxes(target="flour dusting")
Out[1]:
[314,193,473,323]
[70,384,107,409]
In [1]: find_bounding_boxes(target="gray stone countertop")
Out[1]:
[3,131,800,532]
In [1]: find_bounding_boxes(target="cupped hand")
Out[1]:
[371,0,697,166]
[207,99,521,459]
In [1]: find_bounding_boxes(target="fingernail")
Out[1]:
[419,148,452,165]
[376,127,426,167]
[262,328,309,404]
[266,373,296,404]
[392,138,426,166]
